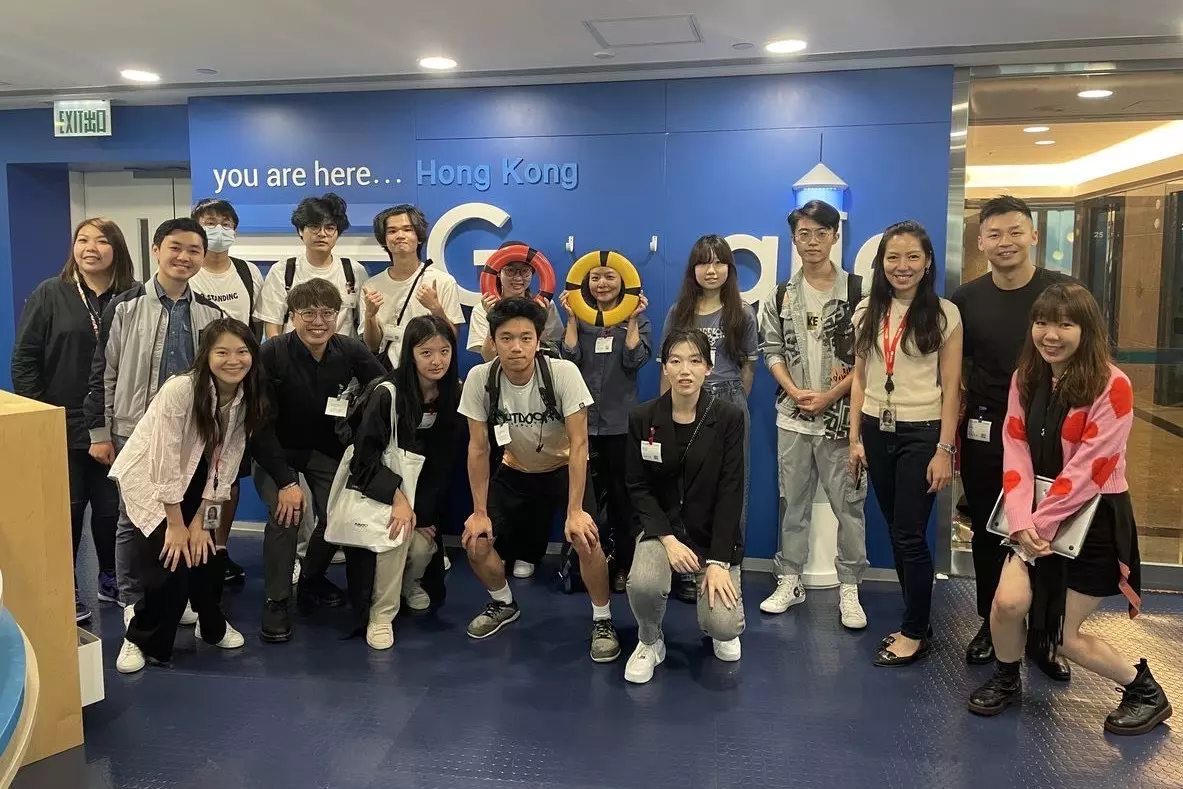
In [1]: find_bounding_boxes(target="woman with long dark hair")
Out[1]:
[108,318,267,673]
[967,283,1171,735]
[849,220,962,667]
[347,315,462,650]
[659,235,757,597]
[559,265,652,590]
[11,217,136,623]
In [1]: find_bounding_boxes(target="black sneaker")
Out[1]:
[298,575,346,608]
[75,591,93,625]
[590,619,621,663]
[222,549,246,582]
[968,666,1022,716]
[260,599,291,643]
[466,601,520,639]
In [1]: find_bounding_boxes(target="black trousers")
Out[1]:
[959,410,1008,619]
[589,434,634,571]
[862,416,939,641]
[126,461,227,662]
[68,448,119,575]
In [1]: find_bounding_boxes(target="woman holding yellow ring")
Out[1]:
[559,258,651,592]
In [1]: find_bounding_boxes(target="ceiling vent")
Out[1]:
[584,15,703,48]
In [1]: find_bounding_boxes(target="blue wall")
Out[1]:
[1,67,954,565]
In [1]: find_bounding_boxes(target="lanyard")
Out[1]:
[881,307,908,397]
[75,279,103,338]
[394,260,433,327]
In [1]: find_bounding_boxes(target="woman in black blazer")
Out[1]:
[624,328,746,684]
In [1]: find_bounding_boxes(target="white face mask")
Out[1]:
[204,225,235,254]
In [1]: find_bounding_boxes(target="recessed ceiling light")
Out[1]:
[765,39,807,54]
[418,56,457,70]
[120,69,160,83]
[593,50,616,60]
[1023,125,1050,133]
[732,42,755,51]
[1035,139,1056,146]
[1078,88,1113,99]
[195,68,218,75]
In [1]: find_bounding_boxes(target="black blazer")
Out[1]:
[625,391,745,565]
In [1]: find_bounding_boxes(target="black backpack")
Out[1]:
[230,257,255,315]
[485,352,563,428]
[284,256,357,294]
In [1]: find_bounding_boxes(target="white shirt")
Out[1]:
[777,280,831,436]
[190,260,265,327]
[255,253,370,337]
[364,264,465,366]
[467,299,565,352]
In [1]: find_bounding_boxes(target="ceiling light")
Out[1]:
[1035,140,1056,146]
[418,56,457,70]
[120,69,160,83]
[1077,88,1113,99]
[1023,125,1050,133]
[765,39,807,54]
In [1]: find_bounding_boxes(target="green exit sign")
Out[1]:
[54,100,112,137]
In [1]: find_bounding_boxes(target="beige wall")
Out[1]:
[1115,184,1167,395]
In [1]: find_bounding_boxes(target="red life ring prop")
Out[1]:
[479,244,556,303]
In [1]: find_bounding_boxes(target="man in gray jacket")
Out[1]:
[757,200,868,628]
[85,218,225,615]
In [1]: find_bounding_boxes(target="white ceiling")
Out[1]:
[1,1,1183,107]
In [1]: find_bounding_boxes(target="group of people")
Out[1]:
[9,191,1170,735]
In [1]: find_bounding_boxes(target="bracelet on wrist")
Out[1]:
[937,441,957,456]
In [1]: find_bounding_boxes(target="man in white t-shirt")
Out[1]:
[458,297,620,663]
[255,192,369,338]
[361,204,464,367]
[189,197,266,584]
[757,200,869,628]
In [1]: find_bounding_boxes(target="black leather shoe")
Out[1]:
[1034,652,1072,682]
[298,576,346,608]
[612,569,628,594]
[260,599,291,643]
[966,620,994,665]
[968,665,1022,716]
[874,639,931,667]
[1105,659,1174,736]
[672,573,697,604]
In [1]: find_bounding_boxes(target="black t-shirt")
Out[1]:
[673,419,697,460]
[951,267,1075,414]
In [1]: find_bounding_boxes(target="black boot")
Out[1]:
[260,599,291,643]
[672,572,697,604]
[1104,659,1173,736]
[1028,642,1072,682]
[968,660,1022,716]
[966,619,994,665]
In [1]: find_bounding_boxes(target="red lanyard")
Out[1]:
[881,308,908,394]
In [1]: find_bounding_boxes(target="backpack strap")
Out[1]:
[485,359,503,426]
[341,257,356,292]
[283,258,297,292]
[847,272,863,306]
[535,355,563,423]
[776,279,789,313]
[231,257,254,312]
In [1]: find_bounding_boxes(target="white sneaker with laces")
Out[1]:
[403,582,431,612]
[179,602,198,626]
[366,622,394,650]
[759,574,806,614]
[838,583,868,629]
[624,639,666,684]
[512,561,535,579]
[331,549,346,565]
[195,621,246,649]
[712,636,742,662]
[116,639,145,674]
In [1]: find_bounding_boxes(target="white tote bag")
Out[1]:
[326,382,425,553]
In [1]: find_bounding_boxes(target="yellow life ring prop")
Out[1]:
[563,250,641,328]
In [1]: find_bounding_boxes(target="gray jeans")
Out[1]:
[627,537,745,645]
[774,428,868,584]
[111,435,144,607]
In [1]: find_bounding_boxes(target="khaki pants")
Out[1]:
[370,530,437,624]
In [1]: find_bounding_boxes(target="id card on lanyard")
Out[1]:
[76,279,103,338]
[880,307,908,433]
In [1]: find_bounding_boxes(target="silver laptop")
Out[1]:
[986,475,1100,559]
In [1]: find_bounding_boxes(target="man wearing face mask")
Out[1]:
[190,198,265,583]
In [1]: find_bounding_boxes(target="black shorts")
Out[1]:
[488,464,597,566]
[1066,493,1136,599]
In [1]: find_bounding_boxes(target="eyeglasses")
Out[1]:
[793,229,836,243]
[308,224,338,236]
[503,267,533,280]
[295,308,339,323]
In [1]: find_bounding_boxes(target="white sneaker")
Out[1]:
[512,561,535,579]
[838,583,868,630]
[179,602,198,626]
[712,636,742,662]
[366,622,394,650]
[624,639,666,684]
[759,574,806,614]
[116,639,145,674]
[402,582,431,612]
[291,557,302,586]
[331,549,346,565]
[195,621,245,649]
[443,554,452,572]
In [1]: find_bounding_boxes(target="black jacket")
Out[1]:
[626,392,745,565]
[347,380,461,529]
[11,278,115,449]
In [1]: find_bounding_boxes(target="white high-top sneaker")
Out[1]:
[712,637,742,662]
[838,584,868,629]
[179,602,198,626]
[759,574,806,614]
[624,639,667,684]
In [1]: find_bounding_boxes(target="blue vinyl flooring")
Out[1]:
[14,532,1182,789]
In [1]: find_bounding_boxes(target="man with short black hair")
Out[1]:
[458,297,620,662]
[251,277,386,643]
[952,194,1075,679]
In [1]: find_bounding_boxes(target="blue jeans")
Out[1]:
[704,379,749,536]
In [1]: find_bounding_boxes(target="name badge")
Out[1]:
[494,423,512,446]
[595,336,613,354]
[203,504,221,530]
[641,441,663,463]
[967,418,992,443]
[419,412,437,429]
[325,396,350,418]
[879,406,897,433]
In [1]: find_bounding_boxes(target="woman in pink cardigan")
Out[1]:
[967,283,1171,736]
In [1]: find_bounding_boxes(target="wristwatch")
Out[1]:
[937,442,957,456]
[705,560,731,570]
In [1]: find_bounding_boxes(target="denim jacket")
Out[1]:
[559,315,652,436]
